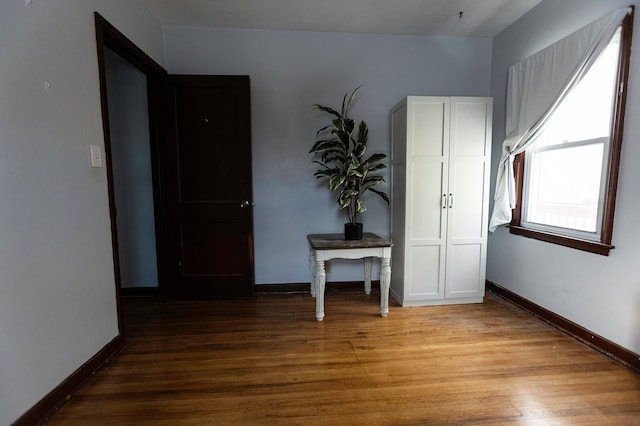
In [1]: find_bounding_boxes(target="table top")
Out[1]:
[307,233,392,250]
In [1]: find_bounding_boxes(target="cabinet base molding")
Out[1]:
[486,280,640,374]
[390,289,483,307]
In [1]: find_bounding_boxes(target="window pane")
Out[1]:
[526,143,604,233]
[523,29,621,236]
[534,29,620,149]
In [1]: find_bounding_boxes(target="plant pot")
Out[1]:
[344,222,363,240]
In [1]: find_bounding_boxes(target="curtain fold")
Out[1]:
[488,8,631,232]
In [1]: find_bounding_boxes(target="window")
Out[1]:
[510,13,633,256]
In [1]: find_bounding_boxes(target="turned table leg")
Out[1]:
[309,249,316,297]
[314,259,326,321]
[363,257,372,294]
[380,256,391,317]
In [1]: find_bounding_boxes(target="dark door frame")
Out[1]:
[94,13,169,335]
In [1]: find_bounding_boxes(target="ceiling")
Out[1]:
[139,0,543,37]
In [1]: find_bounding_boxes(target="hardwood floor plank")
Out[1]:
[45,292,640,425]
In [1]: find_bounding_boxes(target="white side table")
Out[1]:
[307,233,392,321]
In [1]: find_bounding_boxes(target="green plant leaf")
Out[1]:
[334,129,350,147]
[357,121,368,143]
[368,187,390,205]
[363,175,386,186]
[309,138,342,154]
[321,152,346,164]
[337,194,351,208]
[366,163,386,172]
[344,118,355,134]
[316,124,334,137]
[343,86,362,116]
[314,168,339,178]
[353,142,366,158]
[313,104,341,118]
[329,174,346,191]
[363,153,386,164]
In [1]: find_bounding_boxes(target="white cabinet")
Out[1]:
[390,96,492,306]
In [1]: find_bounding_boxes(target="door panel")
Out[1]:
[181,223,244,275]
[409,159,447,241]
[408,245,443,299]
[446,243,483,297]
[448,159,487,239]
[451,100,490,157]
[166,75,254,298]
[176,86,252,201]
[410,100,447,156]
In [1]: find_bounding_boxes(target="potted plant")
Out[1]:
[309,86,389,240]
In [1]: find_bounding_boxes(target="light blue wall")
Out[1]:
[163,27,492,284]
[105,48,159,288]
[0,1,164,423]
[488,0,640,354]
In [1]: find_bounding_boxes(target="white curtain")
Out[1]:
[488,8,631,232]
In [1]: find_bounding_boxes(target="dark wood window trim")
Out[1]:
[509,9,634,256]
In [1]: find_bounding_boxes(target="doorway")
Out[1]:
[95,14,256,337]
[95,13,169,334]
[103,47,159,291]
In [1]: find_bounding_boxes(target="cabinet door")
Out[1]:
[406,97,449,300]
[445,98,492,299]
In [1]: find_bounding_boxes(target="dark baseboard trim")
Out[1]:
[255,280,381,294]
[13,334,125,426]
[121,286,160,298]
[486,280,639,374]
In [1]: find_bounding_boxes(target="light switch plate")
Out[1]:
[90,144,103,168]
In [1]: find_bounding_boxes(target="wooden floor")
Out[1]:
[46,291,640,425]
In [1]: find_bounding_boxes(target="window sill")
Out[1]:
[508,225,614,256]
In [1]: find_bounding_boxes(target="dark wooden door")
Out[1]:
[165,75,254,298]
